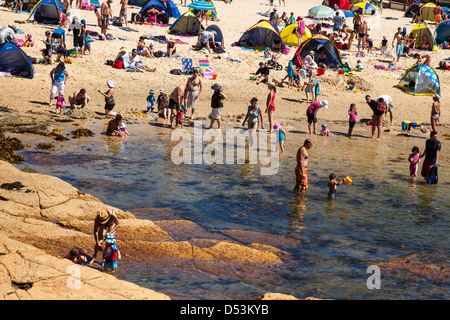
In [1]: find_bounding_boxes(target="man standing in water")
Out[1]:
[294,139,313,194]
[420,130,441,182]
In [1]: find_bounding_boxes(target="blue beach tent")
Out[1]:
[397,64,440,96]
[0,42,34,79]
[27,0,64,24]
[139,0,180,19]
[404,2,422,18]
[434,20,450,45]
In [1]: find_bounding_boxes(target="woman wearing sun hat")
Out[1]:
[98,80,117,117]
[208,83,226,129]
[88,208,120,265]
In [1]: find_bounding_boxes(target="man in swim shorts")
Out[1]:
[433,4,443,26]
[294,139,313,194]
[119,0,128,27]
[357,21,367,52]
[392,27,404,62]
[185,69,203,120]
[101,0,113,35]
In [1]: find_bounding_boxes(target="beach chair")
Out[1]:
[182,58,193,74]
[199,60,213,78]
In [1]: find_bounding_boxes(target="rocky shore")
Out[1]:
[0,159,306,300]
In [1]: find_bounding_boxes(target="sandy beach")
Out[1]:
[0,0,448,134]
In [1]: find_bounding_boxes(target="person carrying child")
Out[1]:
[327,173,345,199]
[102,233,121,273]
[408,146,420,177]
[348,103,358,137]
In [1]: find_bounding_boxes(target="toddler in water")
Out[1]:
[273,122,287,153]
[348,103,358,137]
[327,173,345,199]
[320,123,330,136]
[408,146,420,176]
[119,122,131,136]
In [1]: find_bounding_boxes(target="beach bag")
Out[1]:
[336,42,343,49]
[112,59,123,69]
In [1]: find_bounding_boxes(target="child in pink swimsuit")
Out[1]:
[408,146,420,176]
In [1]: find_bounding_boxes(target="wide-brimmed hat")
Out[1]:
[211,83,221,90]
[105,233,116,244]
[267,82,276,88]
[160,89,165,93]
[433,94,440,100]
[320,100,329,109]
[107,80,115,88]
[97,209,111,224]
[273,122,282,130]
[149,89,154,94]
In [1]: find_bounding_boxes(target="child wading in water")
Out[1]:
[102,233,121,273]
[273,122,286,153]
[327,173,346,199]
[408,146,420,176]
[348,103,358,137]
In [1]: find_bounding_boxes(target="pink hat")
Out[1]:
[273,123,282,130]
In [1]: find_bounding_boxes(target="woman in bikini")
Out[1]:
[243,97,265,147]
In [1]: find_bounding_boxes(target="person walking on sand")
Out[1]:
[119,0,128,27]
[294,139,313,194]
[185,69,203,120]
[266,82,277,133]
[101,0,113,35]
[49,62,69,107]
[392,27,404,62]
[208,83,226,130]
[88,209,120,265]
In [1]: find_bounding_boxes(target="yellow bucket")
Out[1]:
[344,176,352,185]
[354,88,359,93]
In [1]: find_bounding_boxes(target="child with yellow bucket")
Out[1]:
[328,174,352,199]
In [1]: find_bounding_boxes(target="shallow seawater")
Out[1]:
[12,118,450,300]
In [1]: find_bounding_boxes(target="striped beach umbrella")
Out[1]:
[308,5,334,18]
[188,0,215,11]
